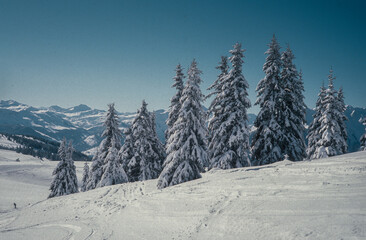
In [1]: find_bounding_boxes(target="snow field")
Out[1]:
[0,135,20,149]
[0,150,365,239]
[0,150,85,213]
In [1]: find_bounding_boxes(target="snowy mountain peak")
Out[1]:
[0,100,22,107]
[68,104,91,113]
[49,105,66,112]
[0,100,31,112]
[49,104,92,113]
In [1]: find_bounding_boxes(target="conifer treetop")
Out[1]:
[255,34,282,108]
[328,67,336,89]
[166,64,185,141]
[207,56,228,98]
[229,42,245,72]
[102,103,122,150]
[172,64,184,92]
[58,138,67,161]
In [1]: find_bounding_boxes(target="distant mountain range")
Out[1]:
[0,100,365,155]
[0,100,168,155]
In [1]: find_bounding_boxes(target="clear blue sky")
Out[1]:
[1,0,365,113]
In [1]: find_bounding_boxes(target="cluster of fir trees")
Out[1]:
[160,36,349,188]
[207,44,251,170]
[251,36,307,165]
[157,59,208,188]
[49,138,78,198]
[251,36,349,163]
[157,42,256,188]
[306,69,348,159]
[78,59,208,191]
[50,35,351,194]
[80,102,165,191]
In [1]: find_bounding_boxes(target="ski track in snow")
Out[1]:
[0,149,366,239]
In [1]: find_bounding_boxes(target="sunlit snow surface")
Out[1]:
[0,136,21,149]
[0,149,365,239]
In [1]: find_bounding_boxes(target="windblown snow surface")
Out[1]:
[0,149,365,239]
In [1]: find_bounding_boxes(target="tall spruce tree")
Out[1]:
[311,69,346,158]
[207,56,229,167]
[165,64,185,142]
[119,127,134,172]
[58,138,67,161]
[336,87,348,154]
[207,56,228,99]
[98,138,128,187]
[49,139,78,198]
[360,117,366,151]
[208,43,251,169]
[306,84,326,159]
[157,59,207,189]
[125,101,165,182]
[150,111,166,168]
[279,46,306,161]
[86,149,103,190]
[251,35,283,166]
[87,103,124,189]
[80,162,89,192]
[66,140,78,191]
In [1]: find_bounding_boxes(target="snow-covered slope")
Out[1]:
[0,149,365,239]
[0,135,21,149]
[0,150,86,213]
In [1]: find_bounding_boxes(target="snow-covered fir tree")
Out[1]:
[309,69,347,158]
[336,87,348,154]
[165,64,184,142]
[251,35,284,166]
[207,56,228,99]
[58,137,67,161]
[306,84,326,159]
[80,162,89,192]
[86,149,103,190]
[49,138,78,198]
[207,43,251,169]
[87,103,125,190]
[150,111,166,167]
[125,100,165,182]
[206,56,228,161]
[119,127,134,171]
[360,116,366,151]
[98,138,128,187]
[157,59,207,189]
[66,140,78,191]
[279,46,306,161]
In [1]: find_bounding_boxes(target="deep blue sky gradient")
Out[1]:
[1,0,365,113]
